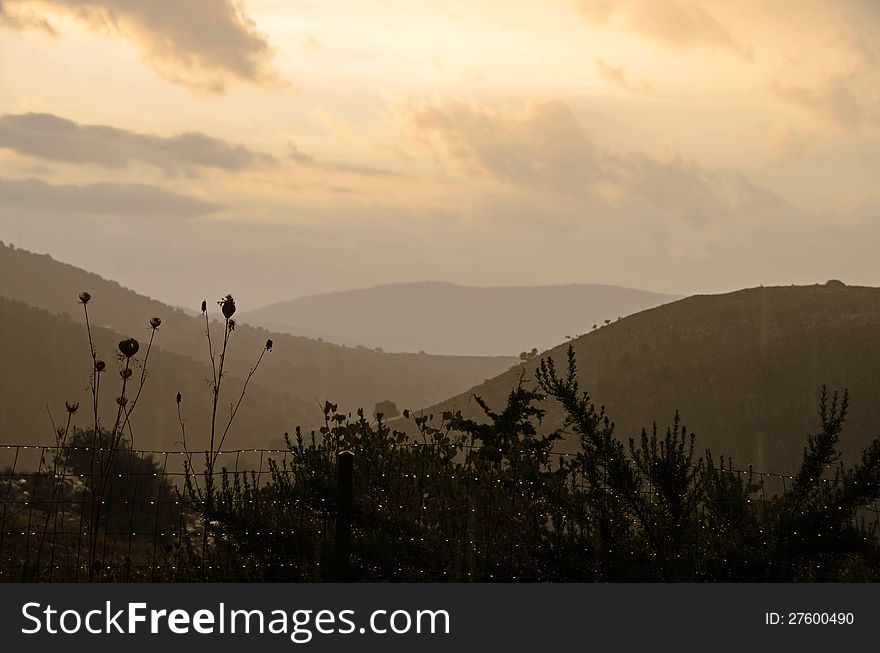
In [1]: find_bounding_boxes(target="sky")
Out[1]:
[1,0,879,309]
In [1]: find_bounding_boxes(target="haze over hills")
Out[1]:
[7,240,880,475]
[421,282,880,474]
[242,282,680,356]
[0,242,515,450]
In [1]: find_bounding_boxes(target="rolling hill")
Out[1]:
[241,281,680,356]
[420,282,880,474]
[0,242,515,451]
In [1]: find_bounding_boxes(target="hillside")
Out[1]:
[241,281,680,356]
[0,296,318,462]
[0,242,515,434]
[421,283,880,474]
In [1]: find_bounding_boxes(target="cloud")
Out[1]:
[630,1,751,59]
[579,0,614,23]
[759,1,880,132]
[770,127,820,164]
[0,177,222,218]
[19,164,55,175]
[623,155,790,226]
[0,113,276,175]
[407,100,601,194]
[303,34,321,56]
[580,0,752,59]
[404,99,792,228]
[594,58,644,91]
[288,146,408,179]
[2,0,282,92]
[773,76,877,131]
[0,0,56,33]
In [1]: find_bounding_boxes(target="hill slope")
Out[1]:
[242,281,680,356]
[421,283,880,473]
[0,296,317,458]
[0,242,515,437]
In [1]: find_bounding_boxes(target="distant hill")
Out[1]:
[233,315,362,348]
[0,243,515,449]
[173,303,361,346]
[242,281,680,356]
[420,283,880,474]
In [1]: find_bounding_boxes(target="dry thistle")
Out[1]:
[118,338,140,358]
[95,360,106,372]
[266,339,273,351]
[150,316,162,329]
[219,294,236,319]
[201,299,207,314]
[65,401,79,414]
[78,291,91,304]
[120,368,133,380]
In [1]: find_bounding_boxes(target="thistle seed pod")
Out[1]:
[78,291,91,304]
[150,316,162,329]
[219,294,236,319]
[118,338,140,358]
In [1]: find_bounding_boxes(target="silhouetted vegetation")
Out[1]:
[2,286,880,583]
[193,346,880,582]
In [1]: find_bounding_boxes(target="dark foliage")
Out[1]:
[194,348,880,581]
[1,429,181,581]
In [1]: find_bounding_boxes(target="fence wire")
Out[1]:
[1,443,878,582]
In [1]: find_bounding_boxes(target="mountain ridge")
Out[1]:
[242,280,681,356]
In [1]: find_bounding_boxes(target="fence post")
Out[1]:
[334,450,354,581]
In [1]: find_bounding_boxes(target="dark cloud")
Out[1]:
[2,0,281,92]
[0,177,222,218]
[0,113,276,174]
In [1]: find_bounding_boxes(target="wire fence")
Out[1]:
[0,444,330,582]
[1,443,879,582]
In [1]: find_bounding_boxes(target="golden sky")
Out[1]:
[1,0,879,307]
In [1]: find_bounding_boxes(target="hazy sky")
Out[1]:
[1,0,879,308]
